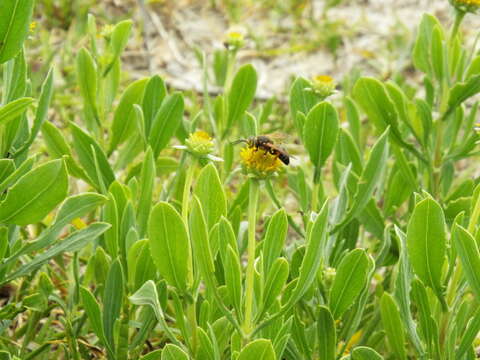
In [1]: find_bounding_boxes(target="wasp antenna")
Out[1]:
[230,139,247,145]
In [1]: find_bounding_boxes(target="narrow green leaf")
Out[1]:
[103,259,124,352]
[14,68,54,157]
[109,78,148,152]
[41,121,91,182]
[329,249,370,319]
[289,77,318,136]
[261,258,289,317]
[225,245,242,318]
[0,0,35,63]
[76,48,99,121]
[287,201,328,307]
[457,307,480,359]
[333,128,389,232]
[148,202,189,292]
[137,147,155,238]
[3,223,110,283]
[262,208,288,275]
[452,224,480,300]
[142,75,167,137]
[80,287,111,354]
[70,122,115,190]
[148,93,184,158]
[317,306,336,360]
[0,159,68,225]
[0,97,34,126]
[447,74,480,117]
[380,292,407,360]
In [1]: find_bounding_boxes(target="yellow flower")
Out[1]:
[224,29,245,50]
[311,75,336,98]
[450,0,480,12]
[185,131,214,156]
[240,144,283,178]
[29,21,37,33]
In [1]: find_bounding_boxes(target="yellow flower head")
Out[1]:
[450,0,480,12]
[240,144,283,179]
[311,75,336,98]
[29,22,37,33]
[224,29,246,50]
[185,130,214,156]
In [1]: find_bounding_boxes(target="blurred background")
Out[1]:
[29,0,478,101]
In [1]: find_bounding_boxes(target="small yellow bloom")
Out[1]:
[185,130,214,156]
[29,22,37,33]
[224,29,245,50]
[450,0,480,12]
[311,75,336,98]
[240,144,283,178]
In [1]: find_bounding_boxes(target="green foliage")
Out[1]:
[2,3,480,360]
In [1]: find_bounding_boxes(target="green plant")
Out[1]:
[1,0,480,359]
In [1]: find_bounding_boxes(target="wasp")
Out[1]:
[233,135,290,165]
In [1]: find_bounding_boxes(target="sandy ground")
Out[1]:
[129,0,478,97]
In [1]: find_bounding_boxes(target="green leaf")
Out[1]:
[317,306,336,360]
[109,78,148,153]
[193,163,227,231]
[0,0,35,63]
[224,245,242,318]
[225,64,257,135]
[304,102,339,175]
[289,77,318,121]
[130,280,184,349]
[452,224,480,300]
[148,93,184,158]
[332,128,389,232]
[14,68,54,157]
[286,201,328,307]
[262,208,288,275]
[41,121,91,183]
[161,344,189,360]
[0,97,34,126]
[70,122,115,190]
[457,307,480,359]
[189,196,215,284]
[148,202,189,292]
[3,223,110,283]
[0,159,68,225]
[103,259,124,352]
[0,155,35,193]
[447,74,480,116]
[137,147,155,238]
[352,77,397,133]
[76,48,99,121]
[430,26,445,84]
[329,249,370,319]
[261,258,289,317]
[110,20,132,58]
[380,292,407,360]
[406,197,446,304]
[142,75,167,137]
[413,14,442,73]
[80,287,111,354]
[127,239,156,292]
[351,347,384,360]
[237,339,276,360]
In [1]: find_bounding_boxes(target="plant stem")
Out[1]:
[449,9,466,48]
[182,157,198,353]
[243,178,260,339]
